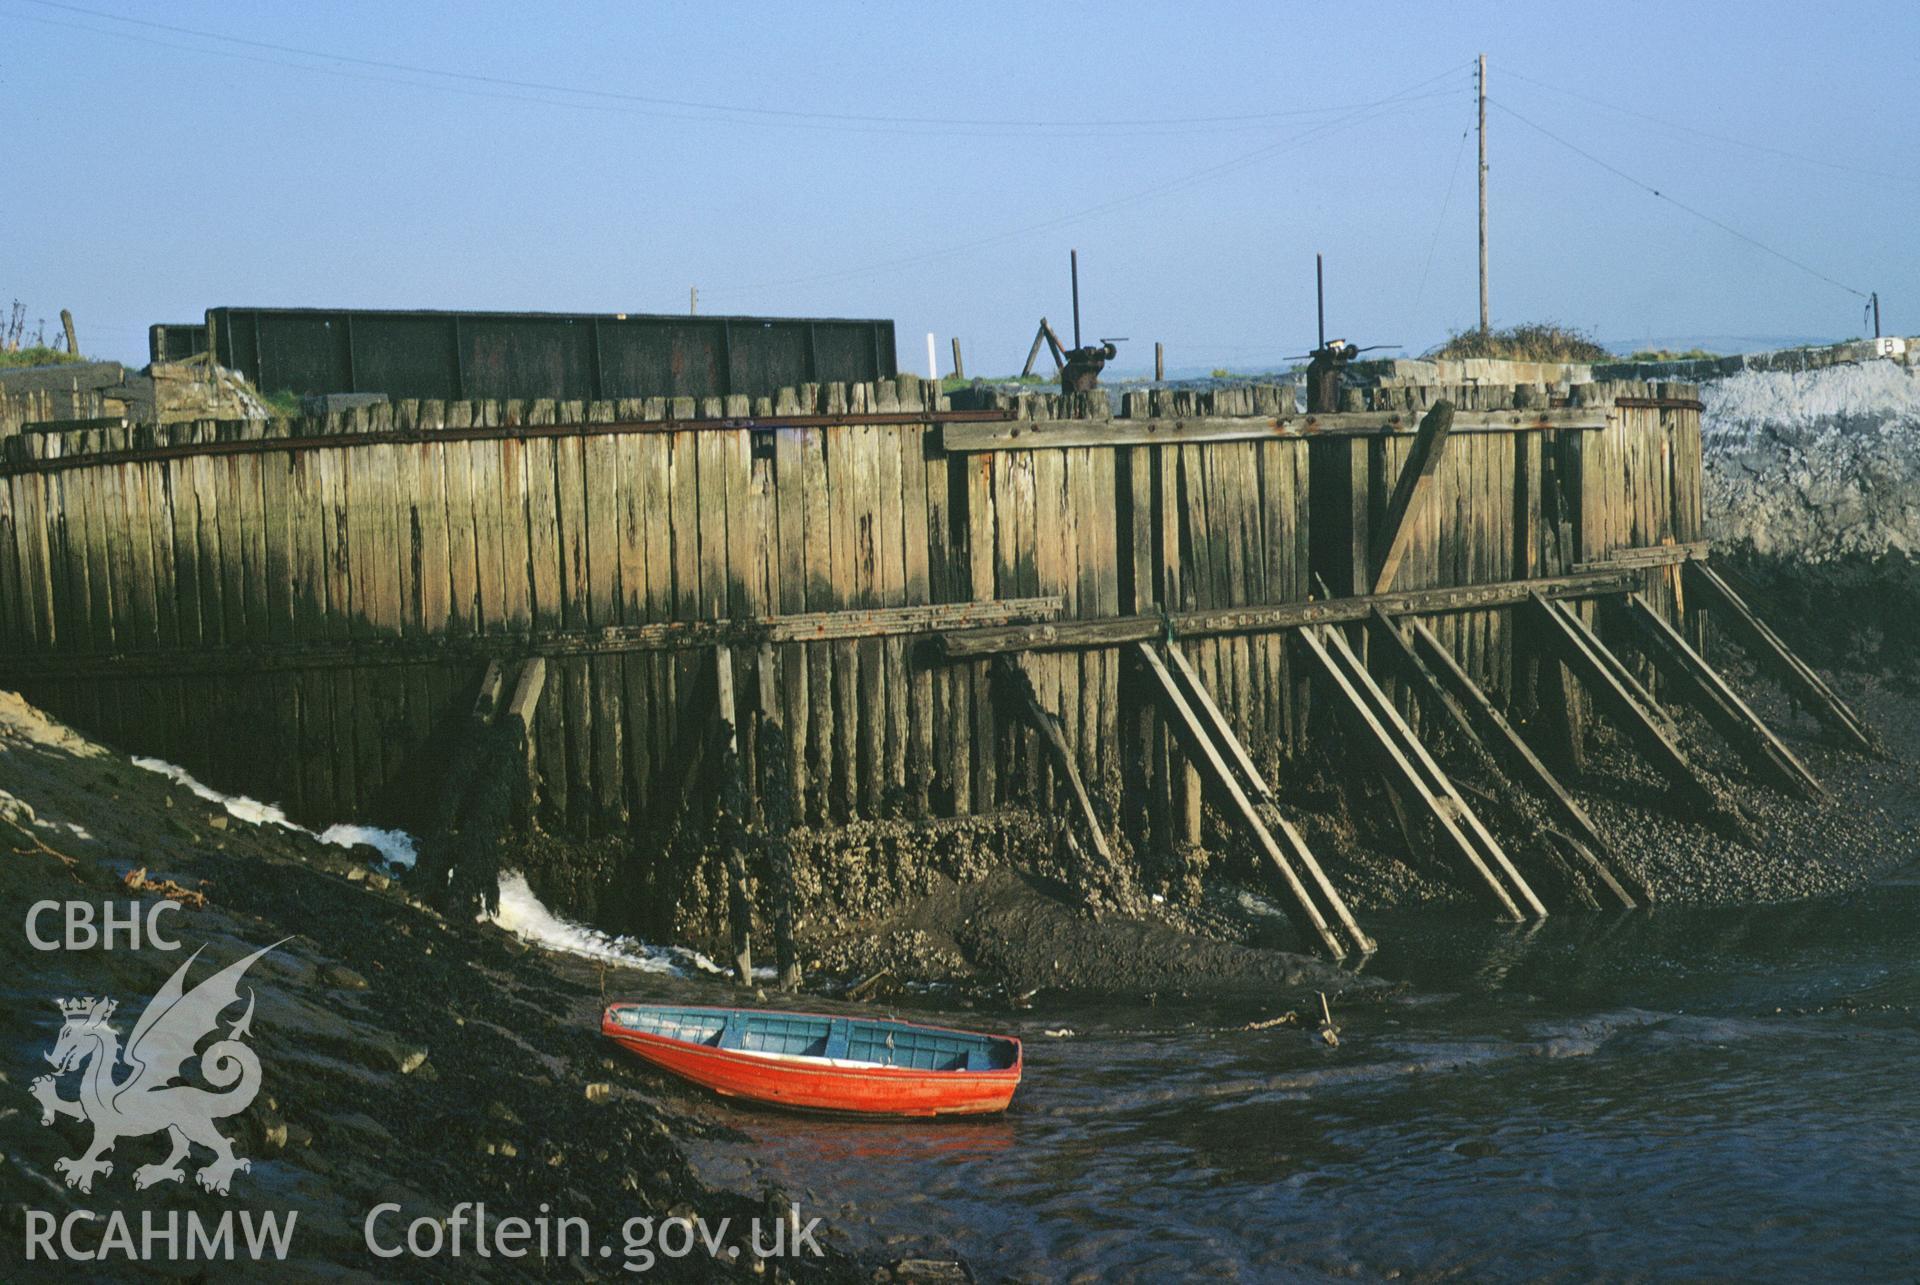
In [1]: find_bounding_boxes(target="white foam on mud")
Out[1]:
[129,757,742,980]
[315,823,417,869]
[134,756,296,827]
[131,756,416,867]
[1236,889,1289,919]
[488,872,726,976]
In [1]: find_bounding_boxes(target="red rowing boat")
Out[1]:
[601,1003,1022,1117]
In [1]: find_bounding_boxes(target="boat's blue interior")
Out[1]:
[610,1004,1017,1072]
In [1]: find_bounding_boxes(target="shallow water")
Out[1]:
[692,872,1920,1281]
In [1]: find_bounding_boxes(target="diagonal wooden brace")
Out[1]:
[1619,593,1823,800]
[1134,641,1352,958]
[1160,641,1375,955]
[1295,623,1543,921]
[1390,612,1643,909]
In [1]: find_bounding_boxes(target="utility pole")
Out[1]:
[1477,53,1489,335]
[1870,292,1882,338]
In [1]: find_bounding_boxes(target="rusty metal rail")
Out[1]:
[0,408,1017,477]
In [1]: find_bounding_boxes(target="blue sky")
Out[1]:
[5,1,1914,374]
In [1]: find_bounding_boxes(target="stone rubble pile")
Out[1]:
[1701,361,1920,561]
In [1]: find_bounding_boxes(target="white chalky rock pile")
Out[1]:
[1702,362,1920,560]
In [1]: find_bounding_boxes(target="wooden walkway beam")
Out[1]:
[0,596,1068,681]
[940,406,1606,453]
[938,569,1643,659]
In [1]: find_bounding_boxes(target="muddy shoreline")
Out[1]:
[0,689,1371,1282]
[0,693,868,1280]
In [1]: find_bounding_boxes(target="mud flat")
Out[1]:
[0,685,1375,1281]
[0,690,866,1280]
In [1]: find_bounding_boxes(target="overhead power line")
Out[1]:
[1489,99,1868,300]
[1412,122,1473,316]
[17,0,1456,139]
[702,73,1467,299]
[1501,65,1920,188]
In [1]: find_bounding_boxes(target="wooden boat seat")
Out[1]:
[824,1020,851,1061]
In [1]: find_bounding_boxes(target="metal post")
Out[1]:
[690,286,698,316]
[1071,249,1082,350]
[1872,292,1881,338]
[1478,53,1489,334]
[1316,254,1326,350]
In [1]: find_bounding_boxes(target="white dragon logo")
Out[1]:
[31,940,285,1196]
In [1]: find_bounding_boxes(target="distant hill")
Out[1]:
[1597,334,1845,358]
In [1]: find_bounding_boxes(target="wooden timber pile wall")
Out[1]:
[1,386,110,442]
[0,378,1704,856]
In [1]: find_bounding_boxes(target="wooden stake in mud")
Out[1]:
[1618,593,1823,799]
[472,659,507,725]
[712,644,754,985]
[1407,616,1641,902]
[752,710,804,991]
[505,658,548,800]
[1134,641,1352,959]
[1684,562,1881,755]
[994,653,1114,868]
[412,656,544,916]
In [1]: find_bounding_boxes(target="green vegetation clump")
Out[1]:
[1427,323,1611,363]
[1625,348,1719,362]
[0,345,89,370]
[940,373,1052,390]
[261,389,304,417]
